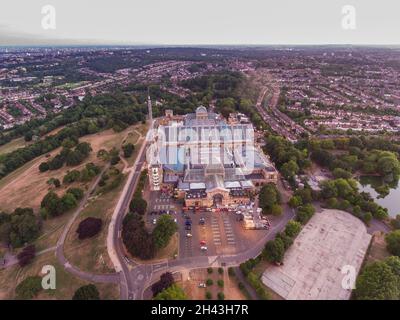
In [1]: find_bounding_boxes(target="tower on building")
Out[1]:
[147,89,153,122]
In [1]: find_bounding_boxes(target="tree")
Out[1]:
[17,245,36,267]
[8,208,40,248]
[129,197,147,215]
[217,279,224,288]
[151,272,175,297]
[284,220,302,238]
[280,160,299,180]
[122,143,135,158]
[259,183,281,215]
[122,213,155,260]
[154,284,187,300]
[152,215,178,249]
[206,279,213,286]
[288,196,302,208]
[15,276,42,299]
[205,291,212,299]
[386,230,400,257]
[60,193,78,212]
[332,168,352,179]
[296,204,315,225]
[41,191,62,217]
[76,217,102,240]
[355,257,400,300]
[263,238,285,263]
[217,292,225,300]
[72,284,100,300]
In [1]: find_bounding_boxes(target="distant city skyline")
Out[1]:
[0,0,400,46]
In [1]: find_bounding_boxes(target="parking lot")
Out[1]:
[146,191,270,258]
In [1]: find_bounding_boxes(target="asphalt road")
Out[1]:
[112,140,149,300]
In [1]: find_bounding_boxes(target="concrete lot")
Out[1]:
[262,209,372,300]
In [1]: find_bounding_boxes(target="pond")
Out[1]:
[357,176,400,218]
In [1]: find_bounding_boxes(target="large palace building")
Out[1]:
[147,106,278,209]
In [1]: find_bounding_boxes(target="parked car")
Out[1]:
[200,246,208,251]
[185,225,191,231]
[186,233,192,238]
[198,283,206,288]
[152,218,157,225]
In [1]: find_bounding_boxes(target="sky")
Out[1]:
[0,0,399,46]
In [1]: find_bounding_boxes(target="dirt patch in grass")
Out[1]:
[0,251,118,300]
[180,268,243,300]
[365,232,390,265]
[0,125,140,213]
[63,173,127,274]
[0,137,28,156]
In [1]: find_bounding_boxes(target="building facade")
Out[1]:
[147,106,278,208]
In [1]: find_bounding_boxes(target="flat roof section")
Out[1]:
[262,209,371,300]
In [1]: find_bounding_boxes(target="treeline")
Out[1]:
[40,142,92,172]
[63,163,101,184]
[259,183,282,216]
[306,136,400,184]
[264,135,311,185]
[122,170,177,260]
[0,91,148,179]
[319,178,388,222]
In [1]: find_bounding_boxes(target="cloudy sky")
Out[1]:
[0,0,399,46]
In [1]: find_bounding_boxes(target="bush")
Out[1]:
[205,291,212,300]
[217,279,224,288]
[122,143,135,158]
[39,162,49,172]
[15,276,42,299]
[271,204,283,216]
[154,283,187,300]
[17,245,36,267]
[228,267,235,277]
[76,217,103,240]
[66,188,84,200]
[63,170,80,184]
[72,284,100,300]
[217,292,225,300]
[206,279,213,286]
[110,155,120,165]
[246,272,269,300]
[385,230,400,257]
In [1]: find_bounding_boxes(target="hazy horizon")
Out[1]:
[1,0,400,46]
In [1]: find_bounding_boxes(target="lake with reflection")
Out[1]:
[357,176,400,218]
